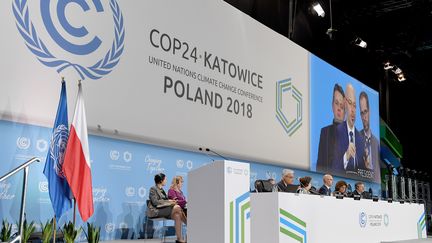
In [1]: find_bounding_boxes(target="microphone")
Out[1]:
[347,184,352,193]
[205,148,228,161]
[199,147,214,162]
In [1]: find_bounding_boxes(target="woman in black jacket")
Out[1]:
[147,173,187,243]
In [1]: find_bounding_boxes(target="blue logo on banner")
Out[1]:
[12,0,125,80]
[359,212,367,228]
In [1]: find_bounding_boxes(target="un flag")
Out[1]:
[43,81,72,218]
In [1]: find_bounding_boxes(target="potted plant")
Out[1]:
[62,222,82,243]
[21,218,35,243]
[1,220,12,243]
[84,223,100,243]
[40,219,54,243]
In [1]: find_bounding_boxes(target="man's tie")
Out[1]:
[365,136,372,168]
[348,131,355,170]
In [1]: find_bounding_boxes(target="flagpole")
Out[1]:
[73,198,76,225]
[53,216,56,243]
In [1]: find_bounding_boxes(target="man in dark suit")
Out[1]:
[359,91,380,182]
[352,182,370,199]
[316,84,345,173]
[277,169,299,193]
[333,84,365,176]
[318,174,333,196]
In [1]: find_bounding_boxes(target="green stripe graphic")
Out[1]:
[280,208,306,227]
[280,227,303,243]
[241,201,250,243]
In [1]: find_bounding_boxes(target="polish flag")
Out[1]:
[62,82,94,222]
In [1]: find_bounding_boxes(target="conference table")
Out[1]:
[251,192,426,243]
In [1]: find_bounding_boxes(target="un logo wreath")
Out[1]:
[12,0,125,80]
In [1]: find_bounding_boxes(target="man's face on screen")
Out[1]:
[332,90,345,122]
[360,97,370,133]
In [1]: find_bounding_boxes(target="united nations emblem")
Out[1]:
[49,124,69,178]
[13,0,125,80]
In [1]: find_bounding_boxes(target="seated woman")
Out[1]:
[296,176,312,194]
[147,173,187,243]
[168,176,187,215]
[333,180,348,197]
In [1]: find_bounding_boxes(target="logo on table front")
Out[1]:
[16,137,31,150]
[359,212,367,228]
[13,0,125,80]
[383,214,389,227]
[275,78,303,136]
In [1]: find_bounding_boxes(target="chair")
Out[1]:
[145,216,172,242]
[145,200,173,242]
[254,179,274,192]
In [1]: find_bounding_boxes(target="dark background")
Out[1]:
[225,0,432,180]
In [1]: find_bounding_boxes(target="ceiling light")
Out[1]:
[384,62,393,70]
[392,67,402,75]
[312,3,325,17]
[397,73,406,82]
[354,37,367,48]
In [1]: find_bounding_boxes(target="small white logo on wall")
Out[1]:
[359,212,367,228]
[110,150,120,161]
[119,222,128,229]
[145,155,164,173]
[227,167,233,174]
[186,160,193,170]
[93,187,110,202]
[250,172,257,183]
[123,151,132,162]
[39,181,48,192]
[125,187,135,197]
[176,160,184,169]
[16,137,31,150]
[266,171,277,179]
[0,182,15,200]
[138,187,146,198]
[36,139,48,152]
[105,223,115,233]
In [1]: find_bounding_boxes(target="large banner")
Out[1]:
[310,55,381,183]
[0,0,309,169]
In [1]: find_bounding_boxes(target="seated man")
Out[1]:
[318,174,333,196]
[277,169,299,193]
[352,181,371,199]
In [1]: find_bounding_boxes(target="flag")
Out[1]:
[43,80,72,218]
[63,82,94,222]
